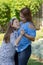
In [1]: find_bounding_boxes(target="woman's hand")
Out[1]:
[20,30,25,36]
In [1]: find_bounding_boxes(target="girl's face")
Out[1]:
[12,19,20,29]
[20,13,26,23]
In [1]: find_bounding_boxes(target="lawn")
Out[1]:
[35,27,43,40]
[28,59,43,65]
[0,33,4,45]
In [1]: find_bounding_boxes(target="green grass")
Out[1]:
[27,59,43,65]
[35,27,43,40]
[0,33,4,45]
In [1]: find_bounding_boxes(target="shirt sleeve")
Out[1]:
[27,26,36,38]
[20,22,23,26]
[10,32,18,47]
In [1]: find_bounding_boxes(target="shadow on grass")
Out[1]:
[27,59,43,65]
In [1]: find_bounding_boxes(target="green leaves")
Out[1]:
[0,0,42,17]
[0,3,11,31]
[0,0,42,32]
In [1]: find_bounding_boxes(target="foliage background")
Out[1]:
[0,0,42,32]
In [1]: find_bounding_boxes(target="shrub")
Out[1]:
[0,3,11,32]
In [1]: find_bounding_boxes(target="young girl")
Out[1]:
[15,7,36,65]
[0,18,25,65]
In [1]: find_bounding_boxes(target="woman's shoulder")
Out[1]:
[27,22,36,30]
[29,23,35,29]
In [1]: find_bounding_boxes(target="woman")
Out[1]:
[0,18,25,65]
[15,7,36,65]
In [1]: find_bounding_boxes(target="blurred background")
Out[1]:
[0,0,43,65]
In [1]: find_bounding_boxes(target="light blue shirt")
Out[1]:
[17,22,36,52]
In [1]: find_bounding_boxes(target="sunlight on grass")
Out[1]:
[0,33,4,45]
[28,55,43,65]
[28,59,43,65]
[35,27,43,40]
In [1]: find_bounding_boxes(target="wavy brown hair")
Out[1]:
[20,7,33,23]
[3,18,16,43]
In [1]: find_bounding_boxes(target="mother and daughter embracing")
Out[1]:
[0,7,36,65]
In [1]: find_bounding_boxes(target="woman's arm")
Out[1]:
[24,24,36,41]
[24,33,35,41]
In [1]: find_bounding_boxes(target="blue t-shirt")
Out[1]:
[17,22,36,52]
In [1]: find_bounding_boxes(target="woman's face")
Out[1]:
[12,19,20,29]
[20,13,26,23]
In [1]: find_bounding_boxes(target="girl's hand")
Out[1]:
[20,30,25,36]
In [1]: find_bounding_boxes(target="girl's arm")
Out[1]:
[15,34,22,46]
[15,30,25,46]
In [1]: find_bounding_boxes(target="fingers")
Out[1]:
[20,30,25,35]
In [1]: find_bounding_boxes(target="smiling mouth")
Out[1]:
[17,25,20,26]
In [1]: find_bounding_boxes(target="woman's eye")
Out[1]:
[16,21,17,23]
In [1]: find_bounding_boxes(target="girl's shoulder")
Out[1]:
[20,21,23,24]
[10,31,18,39]
[20,21,23,26]
[11,31,17,36]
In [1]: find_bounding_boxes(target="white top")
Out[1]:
[0,31,18,65]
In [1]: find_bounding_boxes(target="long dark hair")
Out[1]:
[3,18,16,43]
[20,7,33,23]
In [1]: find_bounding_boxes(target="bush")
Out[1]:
[0,0,42,32]
[0,3,11,32]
